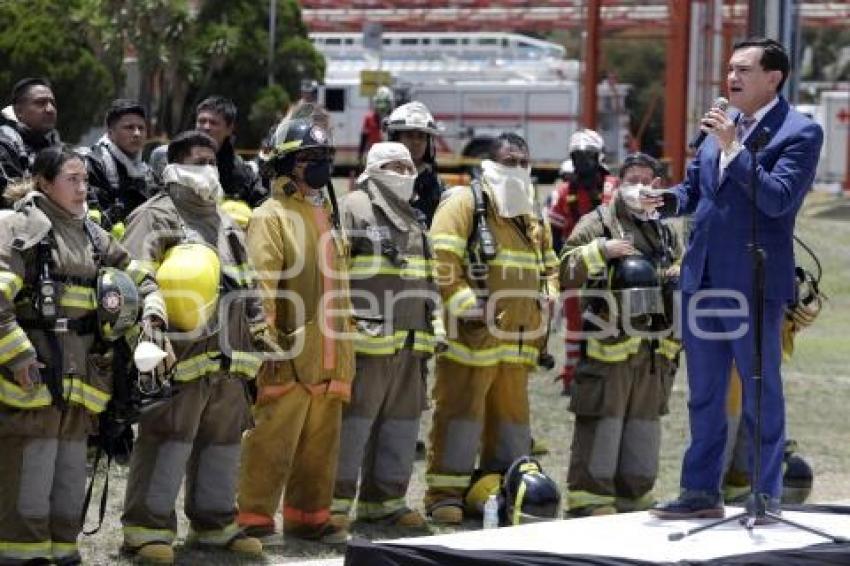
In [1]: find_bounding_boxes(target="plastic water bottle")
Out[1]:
[483,494,500,529]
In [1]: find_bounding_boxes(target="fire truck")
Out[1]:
[311,31,629,177]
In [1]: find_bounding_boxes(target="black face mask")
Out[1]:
[571,151,599,179]
[303,160,331,189]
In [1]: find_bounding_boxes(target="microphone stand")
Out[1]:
[669,130,847,543]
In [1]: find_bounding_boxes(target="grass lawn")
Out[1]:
[79,191,850,564]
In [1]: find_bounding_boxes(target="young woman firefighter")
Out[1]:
[119,131,265,564]
[235,113,355,545]
[0,146,165,565]
[330,142,443,529]
[558,152,682,517]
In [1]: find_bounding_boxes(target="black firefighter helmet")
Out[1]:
[502,456,561,525]
[259,117,334,178]
[782,441,813,504]
[608,254,664,323]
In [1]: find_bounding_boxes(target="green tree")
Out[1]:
[0,0,116,142]
[76,0,325,147]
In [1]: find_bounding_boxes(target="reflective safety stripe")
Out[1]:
[230,350,263,378]
[0,271,23,301]
[723,483,751,502]
[189,521,241,546]
[60,285,97,310]
[432,233,467,257]
[426,473,471,489]
[143,292,167,318]
[257,382,297,403]
[586,337,642,362]
[0,379,52,409]
[135,259,161,274]
[544,249,560,270]
[222,263,256,287]
[658,338,681,360]
[51,541,79,559]
[354,330,434,356]
[446,286,477,317]
[123,526,177,546]
[0,540,52,560]
[331,497,354,514]
[283,506,330,527]
[172,350,261,382]
[63,377,111,413]
[489,248,540,271]
[356,498,406,520]
[579,241,606,275]
[567,490,617,510]
[172,354,220,382]
[126,260,154,285]
[442,340,538,367]
[615,492,656,512]
[0,327,35,365]
[236,511,275,528]
[349,255,434,279]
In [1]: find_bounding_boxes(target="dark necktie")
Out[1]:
[736,115,756,142]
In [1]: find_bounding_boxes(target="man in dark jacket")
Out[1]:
[195,95,266,207]
[0,78,61,202]
[85,99,157,238]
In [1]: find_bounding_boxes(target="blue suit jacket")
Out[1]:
[671,97,823,302]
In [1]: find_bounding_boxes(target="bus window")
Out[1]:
[325,88,345,112]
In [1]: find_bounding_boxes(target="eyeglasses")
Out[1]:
[187,158,217,166]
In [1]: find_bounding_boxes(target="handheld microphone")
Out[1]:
[688,97,729,149]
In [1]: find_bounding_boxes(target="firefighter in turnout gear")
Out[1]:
[0,147,164,565]
[547,129,618,394]
[385,101,445,226]
[424,133,559,525]
[559,152,682,517]
[0,79,61,201]
[236,114,355,544]
[120,131,265,563]
[331,142,440,529]
[195,96,267,212]
[358,86,393,167]
[85,99,157,240]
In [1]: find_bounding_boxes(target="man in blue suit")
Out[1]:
[649,38,823,521]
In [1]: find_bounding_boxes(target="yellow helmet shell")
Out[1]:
[221,199,252,229]
[157,243,221,331]
[464,473,502,515]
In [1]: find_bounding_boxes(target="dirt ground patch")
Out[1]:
[79,191,850,564]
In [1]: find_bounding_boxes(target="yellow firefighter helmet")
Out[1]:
[464,473,502,516]
[157,243,220,331]
[221,199,252,229]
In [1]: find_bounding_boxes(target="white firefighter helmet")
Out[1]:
[374,86,394,114]
[385,101,439,136]
[569,128,605,154]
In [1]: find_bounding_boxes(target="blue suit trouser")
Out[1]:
[680,292,786,498]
